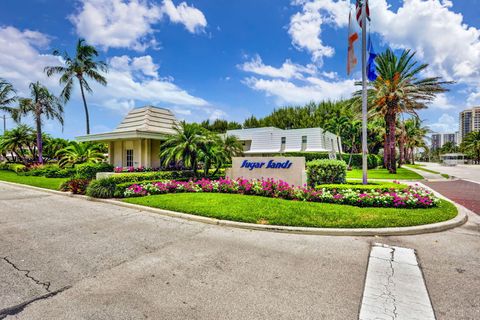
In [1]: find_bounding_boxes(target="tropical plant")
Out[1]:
[43,137,69,160]
[325,116,349,157]
[56,141,105,167]
[44,38,108,134]
[358,49,450,173]
[0,125,34,162]
[0,78,17,119]
[461,131,480,163]
[159,121,206,175]
[403,118,430,165]
[440,141,458,154]
[11,82,64,164]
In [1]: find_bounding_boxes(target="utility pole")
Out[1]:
[361,1,368,185]
[2,114,5,133]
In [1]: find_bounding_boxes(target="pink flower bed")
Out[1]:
[123,178,439,209]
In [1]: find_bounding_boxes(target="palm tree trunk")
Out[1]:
[347,136,355,169]
[337,136,342,158]
[398,139,404,168]
[78,77,90,135]
[35,114,43,164]
[383,129,389,169]
[388,111,397,174]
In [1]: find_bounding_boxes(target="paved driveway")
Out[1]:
[0,182,479,319]
[418,162,480,183]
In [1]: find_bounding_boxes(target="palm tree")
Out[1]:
[56,141,105,167]
[0,125,34,162]
[44,39,107,134]
[0,78,17,130]
[10,82,64,164]
[461,131,480,164]
[325,115,349,157]
[361,49,450,173]
[43,137,69,161]
[343,120,361,169]
[159,121,206,175]
[404,118,430,165]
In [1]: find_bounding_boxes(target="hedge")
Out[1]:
[317,182,409,192]
[306,159,347,186]
[76,162,114,179]
[284,152,381,169]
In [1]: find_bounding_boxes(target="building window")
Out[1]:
[126,149,134,167]
[302,136,307,144]
[281,137,286,144]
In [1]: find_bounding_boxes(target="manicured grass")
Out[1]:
[0,170,68,190]
[405,164,440,174]
[319,181,408,191]
[346,167,423,180]
[124,193,457,228]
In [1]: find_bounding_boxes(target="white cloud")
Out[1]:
[239,54,317,80]
[428,113,458,133]
[467,90,480,106]
[70,0,207,51]
[244,76,355,105]
[70,0,162,51]
[370,0,480,83]
[91,54,209,109]
[430,93,455,110]
[161,0,207,33]
[288,0,349,63]
[0,26,60,95]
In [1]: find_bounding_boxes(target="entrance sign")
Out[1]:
[228,157,306,187]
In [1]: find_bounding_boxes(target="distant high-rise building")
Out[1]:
[431,133,442,150]
[459,106,480,142]
[430,132,458,150]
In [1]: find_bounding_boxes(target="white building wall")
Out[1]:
[227,127,342,154]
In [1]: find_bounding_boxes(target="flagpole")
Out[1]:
[361,1,368,185]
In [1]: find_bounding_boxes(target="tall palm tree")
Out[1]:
[44,39,107,134]
[325,115,349,158]
[404,117,430,165]
[461,131,480,164]
[361,49,450,173]
[0,78,18,130]
[159,121,206,175]
[13,82,64,164]
[56,141,105,167]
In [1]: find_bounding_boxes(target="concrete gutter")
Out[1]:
[0,180,468,237]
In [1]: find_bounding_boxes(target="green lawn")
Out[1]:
[346,167,424,180]
[0,170,68,190]
[124,193,456,228]
[405,164,440,174]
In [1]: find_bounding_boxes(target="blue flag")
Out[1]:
[367,37,377,81]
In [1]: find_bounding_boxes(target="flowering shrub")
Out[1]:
[123,178,439,209]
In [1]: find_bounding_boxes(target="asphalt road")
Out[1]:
[0,182,479,319]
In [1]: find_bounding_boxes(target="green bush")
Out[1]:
[86,178,117,198]
[76,162,114,179]
[306,159,347,186]
[285,152,379,169]
[7,163,26,173]
[60,178,91,194]
[0,162,10,170]
[108,170,196,184]
[45,167,76,178]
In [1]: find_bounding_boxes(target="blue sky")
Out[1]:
[1,0,479,138]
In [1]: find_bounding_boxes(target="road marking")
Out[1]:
[359,243,435,320]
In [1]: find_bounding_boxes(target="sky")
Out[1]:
[0,0,479,139]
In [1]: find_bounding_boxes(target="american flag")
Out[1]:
[356,0,370,28]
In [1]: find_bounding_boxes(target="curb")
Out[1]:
[0,180,468,237]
